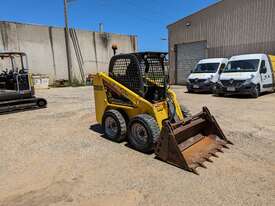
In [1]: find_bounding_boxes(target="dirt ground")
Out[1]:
[0,86,275,206]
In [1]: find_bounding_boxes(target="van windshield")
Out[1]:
[192,63,220,73]
[223,59,259,73]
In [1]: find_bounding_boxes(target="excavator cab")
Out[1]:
[0,52,47,113]
[93,51,232,174]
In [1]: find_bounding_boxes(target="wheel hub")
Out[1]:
[131,123,148,144]
[105,116,118,138]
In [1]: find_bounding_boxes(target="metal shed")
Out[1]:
[168,0,275,84]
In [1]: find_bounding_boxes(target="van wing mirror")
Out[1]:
[260,66,267,74]
[219,63,226,74]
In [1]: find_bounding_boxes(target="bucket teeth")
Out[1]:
[227,140,234,145]
[197,162,207,169]
[191,168,199,175]
[210,152,219,158]
[222,144,229,149]
[204,157,213,163]
[216,148,224,153]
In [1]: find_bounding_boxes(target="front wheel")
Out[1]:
[251,85,260,98]
[128,114,160,153]
[187,88,193,93]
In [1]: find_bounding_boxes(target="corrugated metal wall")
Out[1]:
[168,0,275,84]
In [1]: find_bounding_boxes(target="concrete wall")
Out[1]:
[168,0,275,84]
[0,21,137,83]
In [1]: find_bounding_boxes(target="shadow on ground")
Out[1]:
[89,123,153,155]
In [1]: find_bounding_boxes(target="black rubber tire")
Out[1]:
[214,91,224,97]
[251,85,260,98]
[102,110,127,142]
[37,98,47,108]
[187,88,193,93]
[128,114,160,153]
[180,104,192,119]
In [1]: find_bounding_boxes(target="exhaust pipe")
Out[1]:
[112,44,118,56]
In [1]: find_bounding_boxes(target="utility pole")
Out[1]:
[64,0,72,84]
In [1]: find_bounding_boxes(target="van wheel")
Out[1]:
[102,110,127,142]
[187,88,193,93]
[251,85,260,98]
[128,114,160,153]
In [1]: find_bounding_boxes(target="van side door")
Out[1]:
[260,58,273,92]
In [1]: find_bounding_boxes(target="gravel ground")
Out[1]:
[0,86,274,206]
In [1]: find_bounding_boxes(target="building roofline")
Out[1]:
[0,51,26,56]
[0,20,137,37]
[167,0,224,28]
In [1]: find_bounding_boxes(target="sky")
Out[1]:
[0,0,218,51]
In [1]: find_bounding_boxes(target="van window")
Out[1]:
[260,60,266,68]
[220,63,226,70]
[192,63,220,73]
[224,59,260,73]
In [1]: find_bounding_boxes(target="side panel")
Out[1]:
[269,55,275,73]
[268,55,275,88]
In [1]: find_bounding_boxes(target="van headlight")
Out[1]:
[204,75,214,84]
[243,74,255,85]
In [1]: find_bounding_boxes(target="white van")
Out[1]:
[187,58,228,93]
[213,54,275,98]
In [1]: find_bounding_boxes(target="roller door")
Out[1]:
[176,41,207,84]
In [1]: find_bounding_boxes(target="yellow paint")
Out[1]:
[93,72,184,129]
[269,55,275,74]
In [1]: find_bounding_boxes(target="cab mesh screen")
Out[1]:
[110,58,141,94]
[140,57,165,87]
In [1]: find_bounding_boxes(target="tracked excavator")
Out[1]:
[0,52,47,114]
[93,47,232,174]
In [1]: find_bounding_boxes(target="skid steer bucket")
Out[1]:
[155,107,232,174]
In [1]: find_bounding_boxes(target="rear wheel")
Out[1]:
[128,114,160,153]
[102,110,127,142]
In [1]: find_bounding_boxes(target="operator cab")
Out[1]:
[109,52,168,103]
[0,52,32,101]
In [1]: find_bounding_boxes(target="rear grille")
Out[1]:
[221,80,246,87]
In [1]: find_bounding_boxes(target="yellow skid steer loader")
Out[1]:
[93,51,232,174]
